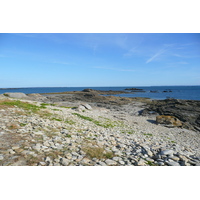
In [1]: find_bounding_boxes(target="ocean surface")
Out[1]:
[0,86,200,100]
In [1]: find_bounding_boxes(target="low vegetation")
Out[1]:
[83,146,114,160]
[72,113,119,128]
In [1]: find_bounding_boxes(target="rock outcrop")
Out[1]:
[4,92,28,99]
[141,98,200,131]
[156,115,182,128]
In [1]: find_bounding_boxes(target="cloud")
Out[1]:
[123,46,139,57]
[146,48,166,64]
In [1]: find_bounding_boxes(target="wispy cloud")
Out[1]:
[123,46,139,57]
[146,48,166,64]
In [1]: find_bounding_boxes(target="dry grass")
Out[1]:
[82,143,114,160]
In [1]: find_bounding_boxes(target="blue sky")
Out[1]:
[0,33,200,87]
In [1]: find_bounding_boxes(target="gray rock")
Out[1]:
[160,149,174,156]
[8,149,15,154]
[82,104,92,110]
[105,159,117,166]
[166,161,180,166]
[77,105,86,111]
[4,92,28,99]
[0,155,4,160]
[119,160,125,165]
[61,158,70,166]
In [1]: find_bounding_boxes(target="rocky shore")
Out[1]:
[0,91,200,166]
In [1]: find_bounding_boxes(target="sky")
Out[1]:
[0,33,200,88]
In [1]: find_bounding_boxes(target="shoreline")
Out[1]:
[0,91,200,166]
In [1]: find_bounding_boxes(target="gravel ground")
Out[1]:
[0,95,199,166]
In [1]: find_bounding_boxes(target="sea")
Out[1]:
[0,86,200,100]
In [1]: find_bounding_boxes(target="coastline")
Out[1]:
[0,90,200,166]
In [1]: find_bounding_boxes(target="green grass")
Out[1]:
[51,118,62,122]
[61,106,77,109]
[65,120,76,125]
[143,133,153,137]
[72,113,116,128]
[0,100,47,113]
[41,103,56,106]
[145,160,157,166]
[20,123,27,127]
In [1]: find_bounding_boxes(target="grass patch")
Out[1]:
[61,106,77,109]
[66,134,71,138]
[20,123,27,127]
[83,146,114,160]
[65,119,76,125]
[7,123,19,130]
[52,109,60,111]
[143,133,153,137]
[0,100,47,113]
[51,118,62,122]
[41,103,56,106]
[72,113,116,128]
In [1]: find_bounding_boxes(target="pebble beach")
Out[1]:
[0,91,200,166]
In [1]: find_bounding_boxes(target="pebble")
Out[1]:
[105,159,117,166]
[160,149,174,156]
[61,158,70,166]
[166,161,180,166]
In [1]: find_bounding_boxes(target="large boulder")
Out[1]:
[156,115,182,127]
[4,92,28,99]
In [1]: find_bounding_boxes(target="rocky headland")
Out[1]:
[0,90,199,166]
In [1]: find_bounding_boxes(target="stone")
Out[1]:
[105,159,117,166]
[166,161,180,166]
[82,104,92,110]
[0,155,4,160]
[8,149,15,154]
[4,92,28,99]
[156,115,182,127]
[160,149,174,156]
[61,158,70,166]
[77,105,86,111]
[81,158,91,165]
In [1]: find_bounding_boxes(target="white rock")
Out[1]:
[166,161,180,166]
[82,104,92,110]
[0,155,4,160]
[161,149,174,156]
[61,158,70,166]
[105,159,117,166]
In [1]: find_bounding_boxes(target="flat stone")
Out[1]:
[81,158,91,165]
[119,160,125,165]
[0,155,4,160]
[166,161,180,166]
[8,149,15,154]
[105,159,117,166]
[82,104,92,110]
[12,146,20,150]
[39,162,47,166]
[61,158,70,166]
[4,92,28,99]
[160,149,174,156]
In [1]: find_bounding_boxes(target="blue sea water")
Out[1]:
[0,86,200,100]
